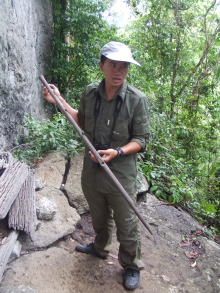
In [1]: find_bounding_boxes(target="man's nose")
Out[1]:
[113,66,120,74]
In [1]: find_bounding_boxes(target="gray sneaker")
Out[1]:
[123,268,140,290]
[75,242,106,259]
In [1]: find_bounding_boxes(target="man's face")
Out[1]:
[99,58,129,90]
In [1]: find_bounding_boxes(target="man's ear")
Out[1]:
[99,61,103,72]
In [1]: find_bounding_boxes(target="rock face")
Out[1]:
[0,0,54,151]
[34,152,67,190]
[136,172,149,195]
[0,285,38,293]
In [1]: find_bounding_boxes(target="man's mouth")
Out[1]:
[112,78,121,82]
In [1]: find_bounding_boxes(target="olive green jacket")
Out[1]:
[78,79,150,195]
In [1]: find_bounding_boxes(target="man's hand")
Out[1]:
[89,149,118,163]
[42,84,62,104]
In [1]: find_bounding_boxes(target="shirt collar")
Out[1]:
[95,79,127,101]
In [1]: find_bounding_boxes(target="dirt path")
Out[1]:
[1,194,220,293]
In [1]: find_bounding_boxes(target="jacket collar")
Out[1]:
[95,79,127,101]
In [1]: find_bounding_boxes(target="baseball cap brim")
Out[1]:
[103,52,141,66]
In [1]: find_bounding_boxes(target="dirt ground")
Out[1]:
[1,194,220,293]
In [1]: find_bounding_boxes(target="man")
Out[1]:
[42,41,150,290]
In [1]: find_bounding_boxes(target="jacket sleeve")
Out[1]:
[77,89,86,131]
[130,95,150,151]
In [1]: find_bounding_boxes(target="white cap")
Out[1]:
[100,41,141,66]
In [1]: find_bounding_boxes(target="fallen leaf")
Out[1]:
[190,261,197,268]
[193,240,200,246]
[185,250,199,259]
[43,180,47,184]
[107,262,114,265]
[99,265,102,268]
[178,241,192,247]
[195,230,203,235]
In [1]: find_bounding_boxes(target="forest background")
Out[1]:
[14,0,220,236]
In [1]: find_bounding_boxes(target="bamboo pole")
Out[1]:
[39,75,153,235]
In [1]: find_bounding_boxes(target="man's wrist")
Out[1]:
[59,95,64,102]
[114,149,118,158]
[114,147,124,159]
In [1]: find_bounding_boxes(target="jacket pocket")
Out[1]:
[111,118,130,141]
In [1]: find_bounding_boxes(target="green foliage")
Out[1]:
[123,0,220,232]
[138,107,220,230]
[48,0,118,106]
[139,112,195,204]
[126,0,220,117]
[13,114,84,163]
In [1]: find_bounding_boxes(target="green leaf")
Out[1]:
[209,166,217,176]
[204,204,217,214]
[216,66,220,79]
[161,192,167,200]
[168,195,174,203]
[150,186,158,192]
[155,189,162,198]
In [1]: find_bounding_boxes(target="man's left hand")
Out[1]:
[89,149,118,163]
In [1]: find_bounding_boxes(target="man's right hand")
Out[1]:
[41,83,80,128]
[41,84,62,104]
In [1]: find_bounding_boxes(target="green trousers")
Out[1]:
[82,183,144,271]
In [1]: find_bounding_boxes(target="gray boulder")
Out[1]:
[36,197,57,220]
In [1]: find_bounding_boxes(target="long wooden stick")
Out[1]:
[39,75,153,235]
